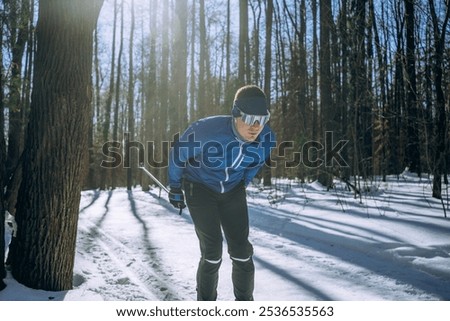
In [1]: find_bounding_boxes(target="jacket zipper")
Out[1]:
[220,143,244,193]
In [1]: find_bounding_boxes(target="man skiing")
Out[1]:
[168,85,276,301]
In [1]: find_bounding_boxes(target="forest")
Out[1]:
[0,0,449,291]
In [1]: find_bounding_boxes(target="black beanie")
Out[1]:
[232,85,268,116]
[232,96,269,116]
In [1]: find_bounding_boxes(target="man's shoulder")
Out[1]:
[195,115,230,125]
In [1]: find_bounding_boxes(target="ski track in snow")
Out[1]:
[70,175,450,301]
[76,189,189,300]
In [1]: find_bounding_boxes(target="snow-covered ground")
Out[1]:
[1,170,450,301]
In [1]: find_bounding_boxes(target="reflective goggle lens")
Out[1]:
[240,112,270,126]
[233,105,270,126]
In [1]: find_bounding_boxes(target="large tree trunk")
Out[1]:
[10,0,103,291]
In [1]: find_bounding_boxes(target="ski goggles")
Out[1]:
[232,98,270,126]
[238,109,271,126]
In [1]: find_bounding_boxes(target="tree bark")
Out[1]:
[10,0,103,291]
[318,0,333,188]
[112,0,124,189]
[198,0,207,117]
[238,0,249,85]
[0,13,7,290]
[404,0,421,175]
[173,0,188,133]
[262,0,273,187]
[126,0,135,191]
[100,0,118,190]
[428,0,449,201]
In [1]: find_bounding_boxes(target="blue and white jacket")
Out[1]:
[168,115,277,194]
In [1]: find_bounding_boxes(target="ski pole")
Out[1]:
[139,166,169,193]
[139,166,183,215]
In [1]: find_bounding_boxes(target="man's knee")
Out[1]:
[199,256,222,275]
[204,257,222,265]
[228,240,253,261]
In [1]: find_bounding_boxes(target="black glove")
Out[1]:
[169,188,186,209]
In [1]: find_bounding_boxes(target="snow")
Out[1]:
[1,171,450,302]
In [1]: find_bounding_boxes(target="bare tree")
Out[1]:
[141,0,159,191]
[264,0,273,99]
[173,0,188,133]
[370,0,388,180]
[126,0,136,190]
[0,6,6,290]
[100,0,118,189]
[428,0,449,203]
[404,0,421,175]
[262,0,274,187]
[198,0,207,117]
[10,0,103,291]
[112,0,124,188]
[189,0,197,120]
[238,0,249,85]
[318,0,333,188]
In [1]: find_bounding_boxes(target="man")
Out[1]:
[168,85,276,301]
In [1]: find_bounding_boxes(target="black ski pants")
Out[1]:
[184,180,254,301]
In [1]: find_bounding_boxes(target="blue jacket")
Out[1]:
[168,115,276,193]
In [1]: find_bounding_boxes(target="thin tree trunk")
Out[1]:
[126,0,135,190]
[101,0,118,189]
[428,0,449,202]
[311,0,319,181]
[262,0,273,187]
[249,0,261,85]
[318,0,333,188]
[174,0,188,133]
[198,0,207,117]
[225,0,232,107]
[159,0,169,185]
[141,0,158,191]
[189,0,196,120]
[238,0,248,85]
[86,25,101,189]
[0,11,7,290]
[370,0,388,181]
[112,0,124,189]
[404,0,421,175]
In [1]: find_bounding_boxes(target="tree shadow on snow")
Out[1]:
[248,205,450,300]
